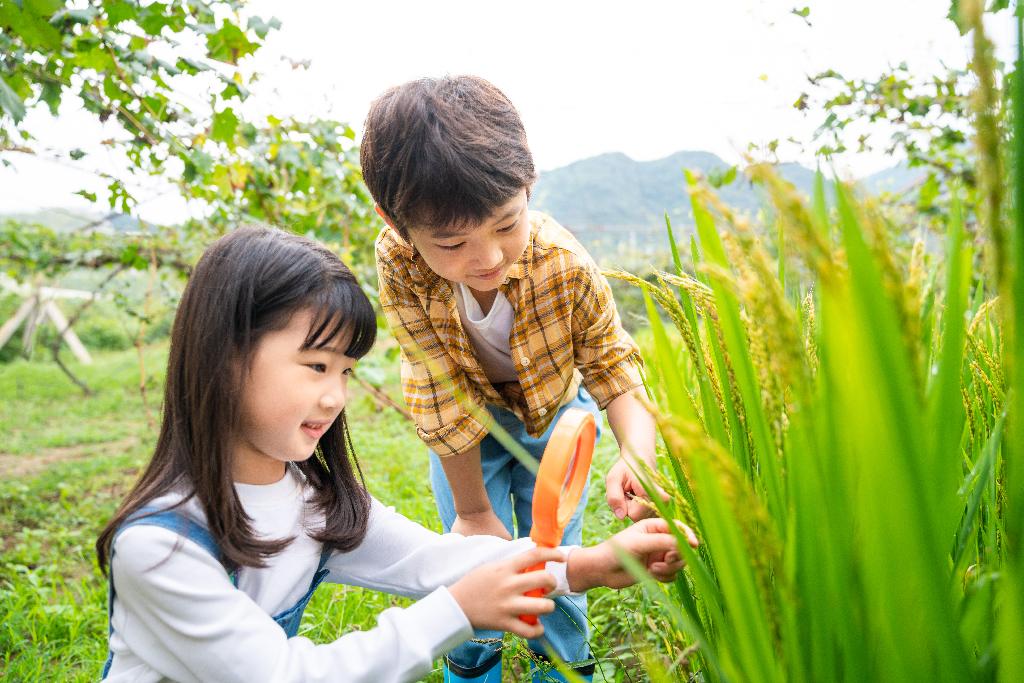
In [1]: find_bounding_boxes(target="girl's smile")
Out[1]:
[300,420,332,440]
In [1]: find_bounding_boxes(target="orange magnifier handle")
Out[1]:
[520,408,596,625]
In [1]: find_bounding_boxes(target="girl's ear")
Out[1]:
[375,205,396,229]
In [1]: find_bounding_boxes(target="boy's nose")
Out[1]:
[477,243,503,270]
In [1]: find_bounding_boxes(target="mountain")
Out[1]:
[529,151,922,261]
[860,164,926,195]
[1,208,143,233]
[531,151,728,231]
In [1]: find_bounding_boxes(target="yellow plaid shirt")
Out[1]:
[375,211,643,457]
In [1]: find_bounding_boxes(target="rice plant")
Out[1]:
[614,8,1024,682]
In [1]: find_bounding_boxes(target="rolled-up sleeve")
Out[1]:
[375,236,489,457]
[571,260,644,408]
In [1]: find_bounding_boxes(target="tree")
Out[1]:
[0,0,377,264]
[796,1,1015,224]
[0,0,380,391]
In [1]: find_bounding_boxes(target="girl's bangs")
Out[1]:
[302,279,377,359]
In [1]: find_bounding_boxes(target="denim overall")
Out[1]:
[429,387,600,682]
[101,506,333,679]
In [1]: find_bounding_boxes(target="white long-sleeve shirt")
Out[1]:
[104,467,570,682]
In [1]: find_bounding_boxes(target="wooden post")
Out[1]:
[0,280,97,364]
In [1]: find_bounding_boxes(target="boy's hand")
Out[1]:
[566,518,699,591]
[452,509,513,540]
[604,391,668,521]
[606,456,668,522]
[449,547,561,639]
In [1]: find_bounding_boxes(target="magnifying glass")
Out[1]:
[519,407,596,625]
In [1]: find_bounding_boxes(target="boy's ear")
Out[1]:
[375,205,396,229]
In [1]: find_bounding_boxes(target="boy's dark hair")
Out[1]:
[97,226,375,574]
[360,75,536,239]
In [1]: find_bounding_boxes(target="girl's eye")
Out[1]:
[308,363,327,374]
[439,242,465,251]
[343,368,354,376]
[497,223,516,233]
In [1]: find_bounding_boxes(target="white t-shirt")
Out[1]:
[104,467,571,683]
[453,282,518,385]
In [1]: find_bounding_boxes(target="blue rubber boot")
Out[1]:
[442,656,502,682]
[529,660,594,682]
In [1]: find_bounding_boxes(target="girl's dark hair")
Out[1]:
[360,74,536,239]
[97,227,376,574]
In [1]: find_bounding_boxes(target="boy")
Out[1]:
[362,75,660,683]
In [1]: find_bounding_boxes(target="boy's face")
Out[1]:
[404,189,530,292]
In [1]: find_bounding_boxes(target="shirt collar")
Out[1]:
[384,227,442,289]
[503,214,537,281]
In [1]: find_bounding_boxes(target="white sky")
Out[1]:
[0,0,1016,223]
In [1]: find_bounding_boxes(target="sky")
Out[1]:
[0,0,1017,223]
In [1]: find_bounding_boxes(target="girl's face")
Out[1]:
[233,308,356,484]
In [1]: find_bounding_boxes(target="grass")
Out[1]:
[0,338,675,682]
[605,55,1019,683]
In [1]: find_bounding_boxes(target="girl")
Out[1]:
[96,227,695,683]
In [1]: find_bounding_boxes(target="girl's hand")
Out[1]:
[567,518,699,591]
[449,547,563,639]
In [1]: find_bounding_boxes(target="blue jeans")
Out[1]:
[429,387,601,674]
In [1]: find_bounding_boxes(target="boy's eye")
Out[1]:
[438,242,465,251]
[343,368,354,376]
[497,223,516,233]
[308,363,327,373]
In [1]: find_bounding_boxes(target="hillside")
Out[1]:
[530,151,921,260]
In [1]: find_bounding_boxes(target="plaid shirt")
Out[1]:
[375,211,643,458]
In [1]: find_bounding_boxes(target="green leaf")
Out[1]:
[926,187,970,540]
[665,212,683,277]
[708,165,737,188]
[246,15,281,39]
[176,57,211,75]
[49,7,98,25]
[687,169,781,509]
[182,149,214,183]
[103,0,135,26]
[220,80,249,100]
[953,416,1003,567]
[136,3,172,34]
[118,243,140,266]
[917,172,940,210]
[206,22,258,64]
[39,80,61,115]
[3,4,62,50]
[948,0,968,34]
[25,0,63,16]
[0,74,26,123]
[643,288,694,422]
[211,107,239,147]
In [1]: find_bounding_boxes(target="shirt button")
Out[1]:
[538,407,547,416]
[520,357,531,367]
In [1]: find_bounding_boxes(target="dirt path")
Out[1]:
[0,436,139,479]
